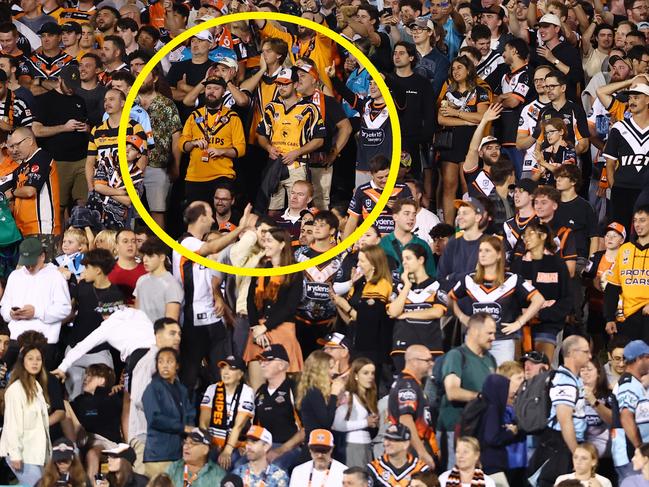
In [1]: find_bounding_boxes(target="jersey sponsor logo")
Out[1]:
[398,388,417,402]
[619,154,649,171]
[472,301,503,323]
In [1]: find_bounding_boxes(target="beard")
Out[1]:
[205,96,221,109]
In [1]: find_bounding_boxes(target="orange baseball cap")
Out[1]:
[247,425,273,444]
[125,134,146,154]
[606,222,626,241]
[308,429,334,448]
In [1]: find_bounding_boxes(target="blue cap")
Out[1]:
[623,340,649,362]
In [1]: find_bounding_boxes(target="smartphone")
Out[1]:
[381,7,393,16]
[94,473,105,486]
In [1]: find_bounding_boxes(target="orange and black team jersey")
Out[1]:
[368,453,429,487]
[256,99,325,162]
[25,49,76,80]
[538,100,590,147]
[606,241,649,319]
[14,148,61,236]
[347,180,412,236]
[247,68,281,144]
[388,369,439,458]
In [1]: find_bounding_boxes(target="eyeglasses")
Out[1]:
[544,83,561,89]
[7,137,29,150]
[545,129,559,135]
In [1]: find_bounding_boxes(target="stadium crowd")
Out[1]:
[0,0,647,485]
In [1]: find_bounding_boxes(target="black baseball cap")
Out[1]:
[61,21,82,34]
[183,427,211,446]
[515,178,538,195]
[102,444,137,464]
[384,423,411,442]
[38,22,62,35]
[317,332,351,350]
[202,76,227,88]
[217,355,246,371]
[256,344,289,362]
[52,439,75,463]
[520,350,550,365]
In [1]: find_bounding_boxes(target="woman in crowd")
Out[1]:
[409,471,441,487]
[580,358,613,459]
[533,118,577,186]
[334,226,382,297]
[103,445,148,487]
[449,235,545,364]
[388,243,446,372]
[142,348,195,478]
[296,350,345,445]
[621,444,649,487]
[199,357,254,470]
[511,221,572,359]
[554,443,613,487]
[331,244,392,374]
[36,439,90,487]
[438,436,496,487]
[332,357,379,467]
[0,344,51,486]
[244,228,304,390]
[437,55,490,224]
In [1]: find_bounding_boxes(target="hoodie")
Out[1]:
[478,374,523,474]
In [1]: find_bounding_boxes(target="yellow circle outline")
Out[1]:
[118,12,401,276]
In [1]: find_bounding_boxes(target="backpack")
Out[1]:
[513,368,570,434]
[456,393,488,438]
[427,346,467,427]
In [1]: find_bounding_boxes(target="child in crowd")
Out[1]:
[55,227,89,281]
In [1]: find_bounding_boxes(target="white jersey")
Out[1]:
[518,99,549,173]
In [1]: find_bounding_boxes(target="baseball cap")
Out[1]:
[217,355,246,371]
[126,134,146,154]
[221,474,243,487]
[296,62,319,80]
[606,222,626,241]
[627,84,649,97]
[479,5,505,17]
[318,332,351,350]
[256,344,289,362]
[201,0,224,10]
[247,425,273,444]
[623,340,649,362]
[38,22,62,35]
[183,427,211,446]
[61,21,82,34]
[384,423,411,442]
[520,350,550,365]
[52,439,75,463]
[515,178,538,195]
[102,444,137,464]
[609,55,633,70]
[216,56,238,72]
[479,135,499,150]
[275,67,297,84]
[409,17,434,30]
[308,429,334,449]
[202,76,227,88]
[454,197,486,215]
[195,14,216,23]
[193,30,214,43]
[538,13,561,27]
[18,237,43,266]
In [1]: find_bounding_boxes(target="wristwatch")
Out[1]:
[553,59,560,66]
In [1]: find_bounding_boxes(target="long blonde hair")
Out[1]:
[474,235,505,287]
[296,350,332,409]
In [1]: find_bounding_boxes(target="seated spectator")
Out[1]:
[36,439,89,487]
[232,426,290,486]
[621,443,649,487]
[166,428,226,487]
[142,348,195,478]
[554,442,613,487]
[102,444,148,487]
[289,429,347,487]
[438,437,496,487]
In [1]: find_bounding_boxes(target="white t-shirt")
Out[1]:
[289,459,347,487]
[554,473,613,487]
[438,470,496,487]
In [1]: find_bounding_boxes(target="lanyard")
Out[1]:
[183,464,199,487]
[307,463,330,487]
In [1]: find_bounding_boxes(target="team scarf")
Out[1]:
[444,466,486,486]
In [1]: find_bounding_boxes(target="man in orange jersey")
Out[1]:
[5,126,61,258]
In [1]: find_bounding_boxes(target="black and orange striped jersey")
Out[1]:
[0,152,20,195]
[391,278,447,355]
[247,68,281,144]
[25,49,76,80]
[537,100,589,146]
[88,118,147,170]
[347,180,412,236]
[14,148,61,236]
[256,98,325,162]
[603,118,649,190]
[368,454,429,487]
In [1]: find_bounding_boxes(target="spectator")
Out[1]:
[288,429,347,487]
[142,347,195,478]
[319,332,352,380]
[167,428,226,487]
[108,229,146,303]
[554,443,613,487]
[332,357,379,467]
[26,23,73,95]
[232,426,289,487]
[36,438,89,487]
[621,443,649,487]
[342,467,371,487]
[528,335,591,487]
[579,358,612,458]
[102,444,148,487]
[604,336,629,387]
[438,436,496,487]
[368,423,429,485]
[0,343,51,486]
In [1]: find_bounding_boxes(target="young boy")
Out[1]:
[134,237,183,323]
[55,227,89,281]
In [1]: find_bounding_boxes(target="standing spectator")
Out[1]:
[233,426,290,487]
[438,437,496,487]
[5,127,61,254]
[503,178,538,262]
[604,205,649,341]
[0,344,51,486]
[528,335,591,487]
[367,423,429,486]
[77,53,107,128]
[0,237,71,370]
[604,336,629,388]
[437,313,497,470]
[142,347,195,478]
[388,344,438,470]
[31,64,89,219]
[411,17,450,100]
[289,429,347,487]
[404,179,441,245]
[179,76,246,205]
[611,340,649,482]
[108,229,146,304]
[26,23,75,96]
[98,36,129,85]
[579,358,612,458]
[274,180,312,241]
[333,357,379,467]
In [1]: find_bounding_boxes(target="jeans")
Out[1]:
[8,460,43,487]
[490,339,516,366]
